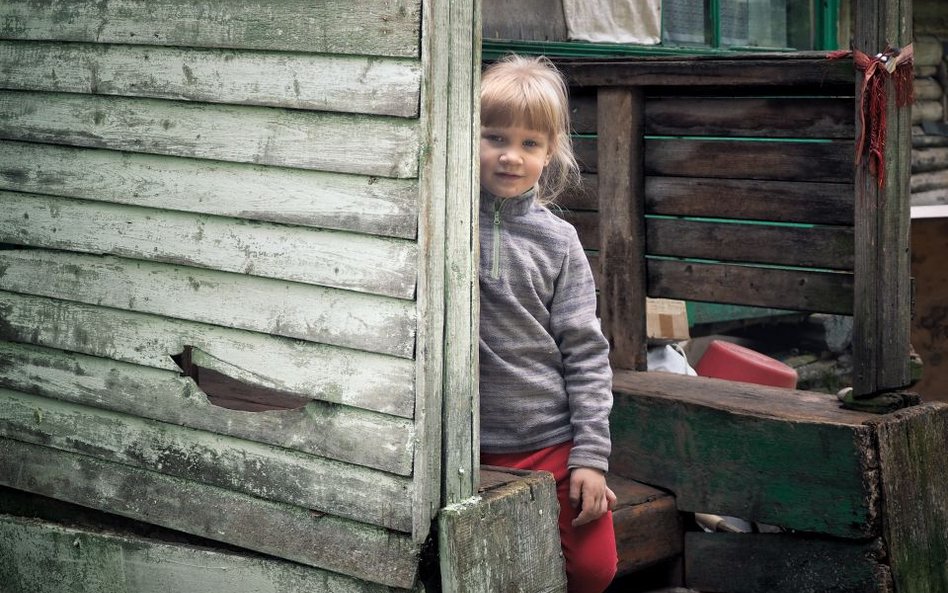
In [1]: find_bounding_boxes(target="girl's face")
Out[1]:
[479,124,552,198]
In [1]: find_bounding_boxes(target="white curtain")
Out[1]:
[561,0,662,45]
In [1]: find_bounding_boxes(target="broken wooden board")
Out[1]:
[610,370,880,538]
[0,292,416,418]
[439,468,566,593]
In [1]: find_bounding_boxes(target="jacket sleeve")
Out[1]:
[549,226,613,472]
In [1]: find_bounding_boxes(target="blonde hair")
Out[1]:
[480,55,580,205]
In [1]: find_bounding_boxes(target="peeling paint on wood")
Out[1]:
[0,341,414,474]
[0,40,422,118]
[0,191,418,299]
[0,141,419,239]
[0,387,413,532]
[0,514,415,593]
[0,438,420,588]
[0,250,417,359]
[0,91,420,178]
[0,0,422,58]
[0,291,415,417]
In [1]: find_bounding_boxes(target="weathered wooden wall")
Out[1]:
[554,56,856,371]
[0,0,478,589]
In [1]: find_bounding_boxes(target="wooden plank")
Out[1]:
[645,97,855,139]
[646,219,855,271]
[851,0,913,395]
[610,475,683,576]
[685,533,890,593]
[0,387,413,532]
[873,403,948,593]
[0,191,416,299]
[597,87,647,371]
[0,140,418,239]
[439,470,566,593]
[0,438,420,588]
[555,55,854,88]
[0,91,419,178]
[0,291,415,418]
[645,177,854,225]
[644,138,855,183]
[647,259,854,315]
[0,0,421,58]
[0,251,416,359]
[610,370,881,538]
[437,0,480,507]
[0,40,421,118]
[0,514,413,593]
[411,0,449,543]
[0,341,413,474]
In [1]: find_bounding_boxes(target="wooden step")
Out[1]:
[610,474,683,577]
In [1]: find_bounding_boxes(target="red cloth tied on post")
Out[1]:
[828,44,914,187]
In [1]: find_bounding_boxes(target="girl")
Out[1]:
[478,55,618,593]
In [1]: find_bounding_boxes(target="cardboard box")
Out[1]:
[646,298,690,342]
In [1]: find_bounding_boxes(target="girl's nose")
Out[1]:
[500,149,522,164]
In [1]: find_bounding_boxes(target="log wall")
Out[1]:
[0,0,480,589]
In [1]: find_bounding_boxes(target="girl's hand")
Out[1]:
[569,468,617,527]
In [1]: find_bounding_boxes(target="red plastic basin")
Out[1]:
[695,340,798,389]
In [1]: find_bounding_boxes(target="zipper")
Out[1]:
[491,200,501,279]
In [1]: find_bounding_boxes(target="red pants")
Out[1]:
[482,441,617,593]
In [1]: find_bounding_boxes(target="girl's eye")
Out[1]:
[523,139,538,148]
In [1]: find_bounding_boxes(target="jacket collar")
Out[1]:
[479,187,537,217]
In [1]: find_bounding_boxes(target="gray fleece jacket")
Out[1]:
[478,188,613,472]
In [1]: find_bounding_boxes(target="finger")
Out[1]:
[572,488,602,527]
[568,476,582,508]
[606,486,617,510]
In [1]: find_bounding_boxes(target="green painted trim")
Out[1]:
[820,0,840,50]
[709,0,722,48]
[482,39,777,60]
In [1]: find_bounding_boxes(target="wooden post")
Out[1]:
[851,0,913,396]
[597,87,647,371]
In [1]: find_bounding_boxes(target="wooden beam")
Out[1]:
[0,0,422,58]
[0,438,420,588]
[0,140,419,239]
[873,403,948,593]
[0,91,419,178]
[555,55,854,89]
[610,475,683,576]
[685,533,890,593]
[597,87,647,371]
[0,191,418,300]
[0,387,414,532]
[0,40,422,117]
[439,469,566,593]
[647,260,854,315]
[851,0,913,395]
[0,513,419,593]
[610,371,881,538]
[0,251,416,359]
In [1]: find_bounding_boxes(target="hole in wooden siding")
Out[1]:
[170,345,310,412]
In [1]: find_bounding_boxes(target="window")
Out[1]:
[662,0,839,50]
